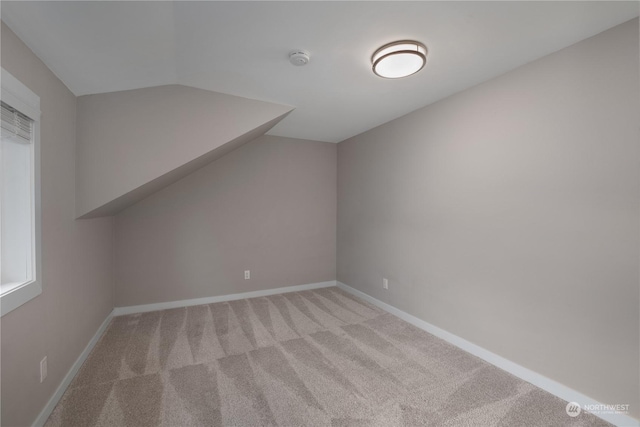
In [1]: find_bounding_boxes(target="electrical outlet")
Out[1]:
[383,278,389,290]
[40,356,47,383]
[244,270,250,280]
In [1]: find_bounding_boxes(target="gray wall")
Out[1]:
[115,135,336,306]
[337,18,639,418]
[1,23,114,426]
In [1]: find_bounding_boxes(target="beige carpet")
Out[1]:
[45,287,609,426]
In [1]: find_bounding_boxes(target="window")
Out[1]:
[1,68,41,316]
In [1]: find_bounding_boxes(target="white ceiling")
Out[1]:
[2,1,638,143]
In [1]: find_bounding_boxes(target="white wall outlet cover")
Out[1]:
[383,278,389,289]
[40,356,47,383]
[244,270,250,280]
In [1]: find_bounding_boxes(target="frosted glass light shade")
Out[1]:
[372,41,427,79]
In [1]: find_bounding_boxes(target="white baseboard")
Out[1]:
[336,281,638,427]
[32,309,115,427]
[113,280,337,316]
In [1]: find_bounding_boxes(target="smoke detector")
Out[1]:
[289,50,310,66]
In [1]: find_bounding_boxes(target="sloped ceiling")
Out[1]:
[2,2,638,143]
[1,2,637,218]
[75,85,292,218]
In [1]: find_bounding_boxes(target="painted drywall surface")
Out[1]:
[115,135,336,306]
[76,85,293,218]
[0,23,114,426]
[338,19,639,418]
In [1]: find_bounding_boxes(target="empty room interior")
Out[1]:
[1,1,638,426]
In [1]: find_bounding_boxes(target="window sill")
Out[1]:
[1,279,41,316]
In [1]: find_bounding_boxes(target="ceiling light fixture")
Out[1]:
[372,40,427,79]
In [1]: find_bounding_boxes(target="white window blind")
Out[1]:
[1,101,33,144]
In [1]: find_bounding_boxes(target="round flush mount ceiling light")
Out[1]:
[372,40,427,79]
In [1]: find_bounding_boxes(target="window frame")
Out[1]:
[1,67,42,317]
